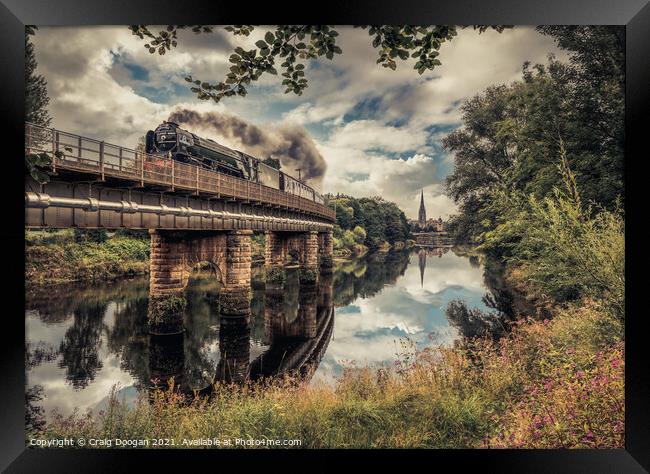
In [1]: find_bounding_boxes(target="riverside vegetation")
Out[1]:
[26,229,150,285]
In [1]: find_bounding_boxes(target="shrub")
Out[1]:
[482,152,624,319]
[487,342,624,448]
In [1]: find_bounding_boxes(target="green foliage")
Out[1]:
[73,228,108,244]
[327,194,410,251]
[25,26,51,127]
[299,267,319,284]
[25,26,54,183]
[481,152,624,319]
[351,226,366,244]
[129,25,507,104]
[25,230,150,285]
[264,266,286,285]
[113,229,150,240]
[147,296,187,326]
[444,26,624,244]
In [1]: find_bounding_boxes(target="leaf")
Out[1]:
[255,40,267,49]
[265,31,274,44]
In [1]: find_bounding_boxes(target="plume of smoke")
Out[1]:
[168,109,326,187]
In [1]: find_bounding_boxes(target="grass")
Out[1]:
[25,229,150,285]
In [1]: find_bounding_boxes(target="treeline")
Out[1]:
[445,26,624,251]
[325,194,410,254]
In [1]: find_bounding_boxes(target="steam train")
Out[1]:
[145,121,325,205]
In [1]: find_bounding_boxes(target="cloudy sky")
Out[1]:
[33,26,566,219]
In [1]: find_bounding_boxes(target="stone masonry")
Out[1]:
[148,229,252,332]
[318,230,334,270]
[220,230,253,316]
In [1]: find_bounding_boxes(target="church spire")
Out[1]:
[418,189,426,227]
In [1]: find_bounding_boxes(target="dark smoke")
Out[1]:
[168,109,326,188]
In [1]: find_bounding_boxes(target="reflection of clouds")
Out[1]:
[313,251,487,382]
[27,304,137,416]
[26,312,70,346]
[28,344,136,417]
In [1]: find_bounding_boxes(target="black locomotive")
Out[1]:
[145,121,325,204]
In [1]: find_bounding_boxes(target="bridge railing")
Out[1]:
[25,122,336,221]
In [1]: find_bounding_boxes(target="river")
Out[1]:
[25,247,514,419]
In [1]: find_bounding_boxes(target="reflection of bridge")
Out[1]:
[25,122,336,334]
[150,273,335,396]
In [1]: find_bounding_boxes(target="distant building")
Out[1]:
[418,190,427,227]
[412,190,445,233]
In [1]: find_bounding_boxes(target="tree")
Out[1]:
[128,25,509,103]
[444,26,624,244]
[25,26,51,127]
[25,26,54,183]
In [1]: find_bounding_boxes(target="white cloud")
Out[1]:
[327,120,430,154]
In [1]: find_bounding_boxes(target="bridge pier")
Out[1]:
[263,230,321,286]
[263,231,287,289]
[147,229,252,334]
[219,230,253,316]
[318,230,334,272]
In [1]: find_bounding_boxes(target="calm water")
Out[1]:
[25,247,509,418]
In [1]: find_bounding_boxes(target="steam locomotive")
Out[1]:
[145,121,325,205]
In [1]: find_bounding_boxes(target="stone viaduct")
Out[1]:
[25,123,335,335]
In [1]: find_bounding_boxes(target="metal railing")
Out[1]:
[25,122,336,222]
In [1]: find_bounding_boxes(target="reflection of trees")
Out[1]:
[25,341,58,369]
[333,250,410,307]
[446,300,505,340]
[480,257,536,321]
[58,301,108,389]
[105,297,150,391]
[26,278,149,324]
[26,385,46,434]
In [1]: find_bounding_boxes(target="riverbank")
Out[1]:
[26,230,150,286]
[36,275,623,448]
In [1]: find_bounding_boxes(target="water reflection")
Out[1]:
[26,247,514,418]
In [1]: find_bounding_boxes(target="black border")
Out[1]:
[1,1,649,471]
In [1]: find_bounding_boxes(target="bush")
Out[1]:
[264,266,286,285]
[352,226,366,244]
[26,231,150,284]
[481,153,624,319]
[487,342,624,448]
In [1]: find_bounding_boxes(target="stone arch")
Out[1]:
[185,260,225,291]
